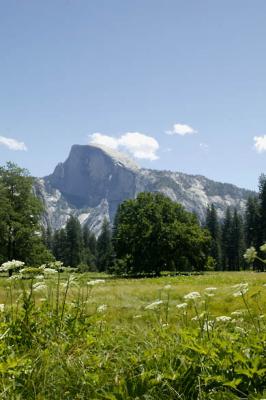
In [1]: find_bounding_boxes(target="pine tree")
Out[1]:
[53,228,68,265]
[65,216,83,267]
[88,233,97,257]
[42,226,53,251]
[82,225,94,267]
[230,209,245,270]
[245,196,261,248]
[221,207,233,270]
[96,218,114,272]
[259,174,266,244]
[205,204,222,270]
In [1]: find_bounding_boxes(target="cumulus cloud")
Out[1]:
[89,133,119,150]
[166,123,197,136]
[89,131,159,161]
[0,136,27,151]
[254,135,266,153]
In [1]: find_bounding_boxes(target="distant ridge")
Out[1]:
[35,144,255,235]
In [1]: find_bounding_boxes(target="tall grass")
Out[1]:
[0,271,265,399]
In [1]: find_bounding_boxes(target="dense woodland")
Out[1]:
[1,162,266,274]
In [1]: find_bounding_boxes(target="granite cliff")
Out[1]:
[35,144,255,235]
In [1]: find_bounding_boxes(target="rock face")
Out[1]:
[36,144,255,235]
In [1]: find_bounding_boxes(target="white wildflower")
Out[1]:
[0,260,24,272]
[184,291,201,300]
[61,274,77,288]
[232,283,248,289]
[232,283,249,297]
[243,247,257,263]
[35,275,44,280]
[203,321,214,331]
[0,304,5,312]
[145,300,164,310]
[260,243,266,253]
[48,261,64,270]
[204,287,217,292]
[216,316,231,322]
[43,268,58,275]
[233,288,248,297]
[231,310,244,316]
[176,303,188,309]
[33,282,47,292]
[164,284,171,290]
[192,312,205,321]
[97,304,107,313]
[133,315,142,319]
[87,279,106,286]
[8,274,22,281]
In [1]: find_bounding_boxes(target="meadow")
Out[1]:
[0,270,265,399]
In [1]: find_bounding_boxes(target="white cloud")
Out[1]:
[89,131,159,161]
[0,136,27,151]
[166,123,197,136]
[254,135,266,153]
[118,132,159,160]
[89,133,119,150]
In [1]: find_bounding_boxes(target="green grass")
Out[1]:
[0,271,265,399]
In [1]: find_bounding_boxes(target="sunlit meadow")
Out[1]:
[0,268,265,399]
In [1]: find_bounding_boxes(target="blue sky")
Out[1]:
[0,0,266,190]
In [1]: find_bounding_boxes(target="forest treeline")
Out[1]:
[1,162,266,274]
[205,174,266,272]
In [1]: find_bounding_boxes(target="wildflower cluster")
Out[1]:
[0,260,25,272]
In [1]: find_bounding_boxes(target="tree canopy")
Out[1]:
[113,192,210,275]
[0,162,53,266]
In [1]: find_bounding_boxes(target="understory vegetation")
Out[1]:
[0,271,265,399]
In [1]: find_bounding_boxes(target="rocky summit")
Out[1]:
[35,144,255,235]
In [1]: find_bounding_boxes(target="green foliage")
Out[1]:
[52,220,99,269]
[259,173,266,243]
[96,218,114,272]
[113,192,211,275]
[205,204,222,270]
[221,207,245,271]
[0,272,265,399]
[245,196,261,249]
[65,215,83,267]
[0,162,53,266]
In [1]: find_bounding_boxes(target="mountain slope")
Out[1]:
[36,144,255,235]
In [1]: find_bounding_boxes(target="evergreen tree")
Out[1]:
[205,204,222,270]
[82,225,95,267]
[245,196,261,248]
[53,228,68,265]
[259,174,266,243]
[230,209,245,271]
[42,226,53,251]
[88,232,97,257]
[65,216,83,267]
[96,218,114,272]
[221,207,234,270]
